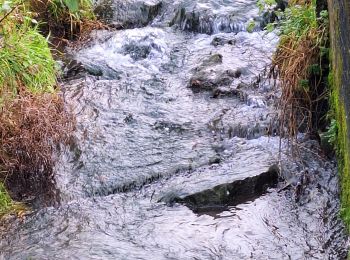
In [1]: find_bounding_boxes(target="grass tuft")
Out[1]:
[0,22,57,100]
[0,183,12,215]
[0,0,77,213]
[30,0,97,39]
[271,0,329,139]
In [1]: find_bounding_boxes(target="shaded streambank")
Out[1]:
[0,0,348,259]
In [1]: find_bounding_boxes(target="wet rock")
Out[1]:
[189,70,236,91]
[61,58,109,79]
[62,59,87,79]
[122,42,152,60]
[171,9,242,34]
[212,87,248,101]
[246,96,266,108]
[63,53,126,79]
[227,123,269,139]
[201,53,223,67]
[83,63,123,79]
[257,0,288,30]
[173,165,279,211]
[212,87,240,98]
[211,35,236,46]
[189,54,241,91]
[232,68,242,78]
[94,0,163,28]
[166,0,259,34]
[190,69,241,91]
[209,155,221,165]
[124,113,136,124]
[153,120,188,133]
[276,0,288,11]
[169,0,259,34]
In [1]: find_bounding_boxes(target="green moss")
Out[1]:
[0,183,12,215]
[328,10,350,229]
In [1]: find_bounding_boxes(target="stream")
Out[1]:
[0,0,349,259]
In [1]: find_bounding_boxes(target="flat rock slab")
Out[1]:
[176,168,279,212]
[2,150,346,259]
[156,137,280,209]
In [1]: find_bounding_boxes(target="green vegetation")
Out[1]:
[275,0,350,235]
[326,0,350,232]
[247,0,276,33]
[46,0,95,36]
[0,0,93,216]
[328,22,350,229]
[48,0,94,21]
[0,0,56,215]
[0,22,56,99]
[272,0,329,138]
[329,69,350,224]
[0,183,11,215]
[324,118,338,146]
[246,20,256,33]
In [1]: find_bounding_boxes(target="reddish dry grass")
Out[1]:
[272,31,320,137]
[0,91,74,202]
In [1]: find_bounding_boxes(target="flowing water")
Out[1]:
[0,0,349,259]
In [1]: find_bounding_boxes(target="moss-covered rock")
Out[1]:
[327,0,350,228]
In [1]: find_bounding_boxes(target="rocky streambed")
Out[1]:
[0,0,348,259]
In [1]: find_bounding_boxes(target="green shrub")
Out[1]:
[279,3,318,38]
[48,0,94,23]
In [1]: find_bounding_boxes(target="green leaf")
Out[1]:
[247,20,256,33]
[63,0,79,13]
[265,23,275,32]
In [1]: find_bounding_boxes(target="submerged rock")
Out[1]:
[189,70,237,91]
[189,54,241,91]
[211,35,236,46]
[200,53,223,67]
[167,165,279,211]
